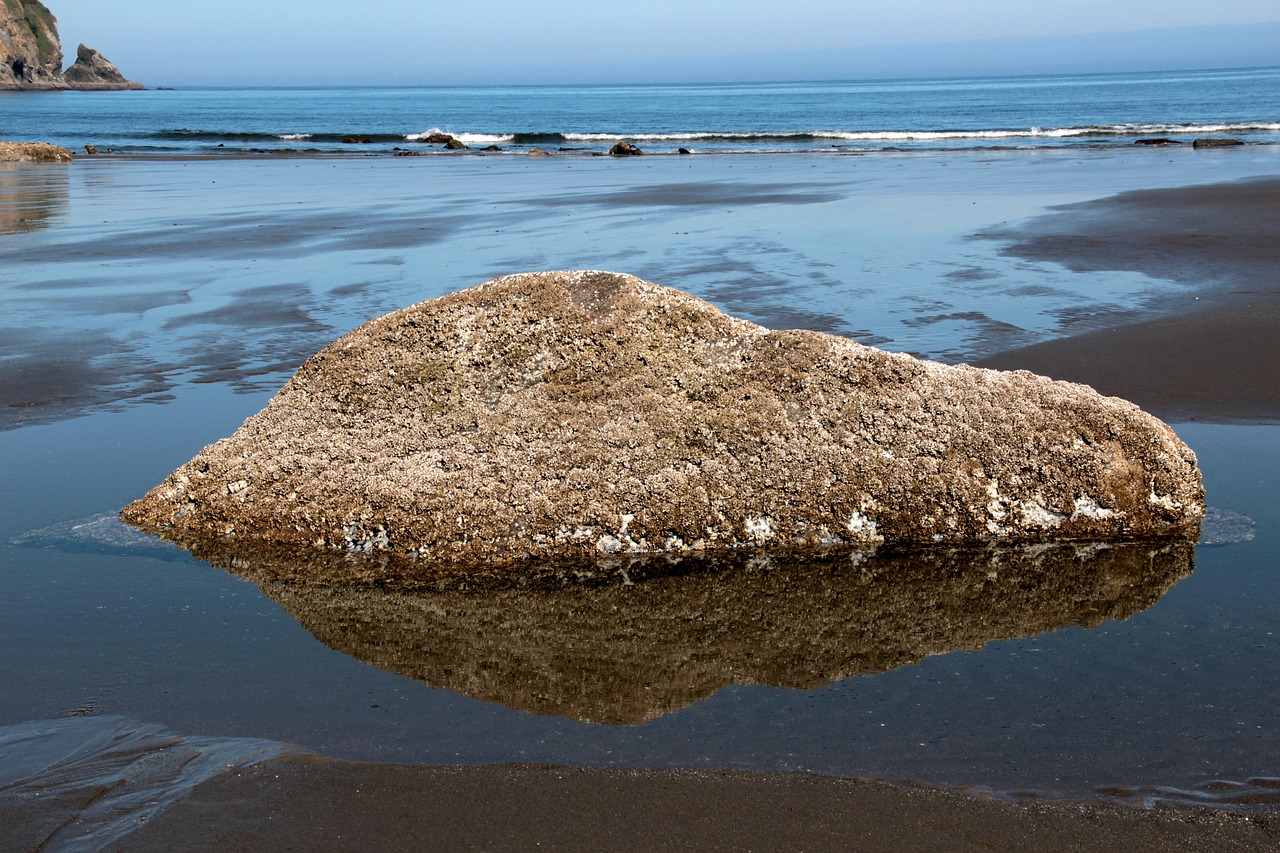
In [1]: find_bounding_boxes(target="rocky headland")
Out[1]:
[124,271,1204,577]
[1,1,142,90]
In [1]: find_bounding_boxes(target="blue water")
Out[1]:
[2,66,1278,155]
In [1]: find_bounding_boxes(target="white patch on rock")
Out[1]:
[985,480,1009,521]
[1019,501,1065,529]
[1149,492,1182,511]
[846,512,883,543]
[814,528,844,546]
[744,516,775,540]
[1072,496,1119,521]
[596,533,623,554]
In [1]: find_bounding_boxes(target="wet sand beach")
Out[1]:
[116,759,1279,852]
[3,151,1280,850]
[977,178,1280,423]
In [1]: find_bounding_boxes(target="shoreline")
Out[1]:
[5,710,1278,850]
[978,295,1280,423]
[46,755,1280,852]
[121,759,1280,852]
[53,139,1280,159]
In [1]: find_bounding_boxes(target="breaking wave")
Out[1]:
[135,121,1280,154]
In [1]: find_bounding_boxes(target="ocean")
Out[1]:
[2,66,1279,155]
[3,66,1280,831]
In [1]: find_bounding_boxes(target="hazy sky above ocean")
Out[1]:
[50,0,1280,87]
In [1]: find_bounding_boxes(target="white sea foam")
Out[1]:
[405,128,514,144]
[278,133,313,140]
[561,122,1280,145]
[456,133,514,144]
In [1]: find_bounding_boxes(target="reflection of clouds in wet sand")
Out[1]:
[0,282,333,429]
[978,177,1280,422]
[0,163,68,234]
[9,158,1275,432]
[199,542,1194,725]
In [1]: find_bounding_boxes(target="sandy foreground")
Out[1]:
[5,173,1279,851]
[107,760,1278,852]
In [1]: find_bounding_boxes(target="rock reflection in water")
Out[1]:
[201,541,1194,725]
[0,163,69,234]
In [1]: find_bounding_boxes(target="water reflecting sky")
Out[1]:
[1,151,1277,802]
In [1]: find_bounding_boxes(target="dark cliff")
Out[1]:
[0,0,63,88]
[1,0,142,90]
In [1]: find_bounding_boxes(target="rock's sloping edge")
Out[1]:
[123,271,1204,571]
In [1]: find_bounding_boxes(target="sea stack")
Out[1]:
[123,271,1204,571]
[62,43,143,90]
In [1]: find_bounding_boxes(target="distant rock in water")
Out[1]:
[123,271,1204,575]
[0,3,142,90]
[0,140,73,161]
[62,43,143,90]
[1192,138,1245,149]
[419,132,467,149]
[608,140,644,156]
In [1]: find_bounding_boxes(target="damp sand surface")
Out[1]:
[3,149,1280,849]
[105,758,1280,853]
[977,177,1280,423]
[3,717,1276,853]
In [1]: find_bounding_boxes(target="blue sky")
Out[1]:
[51,0,1280,86]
